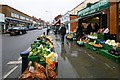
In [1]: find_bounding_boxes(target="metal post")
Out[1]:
[20,51,29,73]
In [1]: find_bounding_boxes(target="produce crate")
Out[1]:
[102,44,113,51]
[84,43,91,49]
[98,34,104,40]
[28,56,40,66]
[99,49,120,63]
[89,46,96,51]
[95,48,102,54]
[38,61,46,67]
[28,56,46,67]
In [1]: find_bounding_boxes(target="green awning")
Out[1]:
[77,0,110,18]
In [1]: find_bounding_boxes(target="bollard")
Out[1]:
[20,50,29,73]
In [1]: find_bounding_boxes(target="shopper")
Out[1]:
[76,24,84,39]
[59,24,66,44]
[47,26,50,35]
[94,23,99,32]
[87,23,92,34]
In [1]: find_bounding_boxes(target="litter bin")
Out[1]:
[20,50,29,73]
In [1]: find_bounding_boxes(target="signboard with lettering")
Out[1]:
[0,13,5,22]
[77,0,110,18]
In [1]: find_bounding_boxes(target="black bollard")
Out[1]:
[20,50,29,73]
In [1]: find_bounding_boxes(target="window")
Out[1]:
[26,18,29,21]
[11,12,19,18]
[30,19,33,21]
[11,12,14,17]
[20,16,25,20]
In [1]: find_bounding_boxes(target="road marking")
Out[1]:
[88,54,95,60]
[7,61,22,65]
[104,63,113,69]
[3,66,18,79]
[27,47,31,51]
[18,57,22,61]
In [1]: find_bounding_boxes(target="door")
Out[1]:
[118,2,120,41]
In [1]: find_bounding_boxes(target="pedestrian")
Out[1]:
[47,26,50,35]
[59,23,66,44]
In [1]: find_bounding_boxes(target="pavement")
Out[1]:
[48,30,120,79]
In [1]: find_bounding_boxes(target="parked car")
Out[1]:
[38,27,42,30]
[28,27,34,30]
[8,27,27,36]
[34,27,38,29]
[7,27,13,33]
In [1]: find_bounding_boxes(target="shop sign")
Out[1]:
[77,0,110,17]
[0,13,5,22]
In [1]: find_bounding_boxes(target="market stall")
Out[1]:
[76,30,120,63]
[19,33,58,80]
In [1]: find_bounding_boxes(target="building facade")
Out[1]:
[77,0,120,41]
[0,5,33,32]
[0,13,5,32]
[61,11,77,33]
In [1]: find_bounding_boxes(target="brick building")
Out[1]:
[0,5,33,32]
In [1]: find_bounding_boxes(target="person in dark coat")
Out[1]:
[87,23,92,34]
[76,24,84,39]
[59,24,66,44]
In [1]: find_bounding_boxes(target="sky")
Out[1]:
[1,0,84,22]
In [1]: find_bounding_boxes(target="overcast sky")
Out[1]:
[1,0,84,22]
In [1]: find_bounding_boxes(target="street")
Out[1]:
[2,29,47,79]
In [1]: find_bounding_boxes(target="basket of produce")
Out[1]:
[77,39,84,47]
[93,43,103,48]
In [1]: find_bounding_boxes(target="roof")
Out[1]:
[0,4,32,18]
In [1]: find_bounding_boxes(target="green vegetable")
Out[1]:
[40,57,45,61]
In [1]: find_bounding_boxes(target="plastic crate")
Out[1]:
[28,56,39,66]
[38,61,46,67]
[102,44,113,51]
[90,46,97,51]
[84,43,91,49]
[99,49,120,63]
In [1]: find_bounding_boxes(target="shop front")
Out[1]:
[77,0,110,39]
[75,0,120,63]
[5,17,32,30]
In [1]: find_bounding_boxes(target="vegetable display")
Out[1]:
[28,34,58,65]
